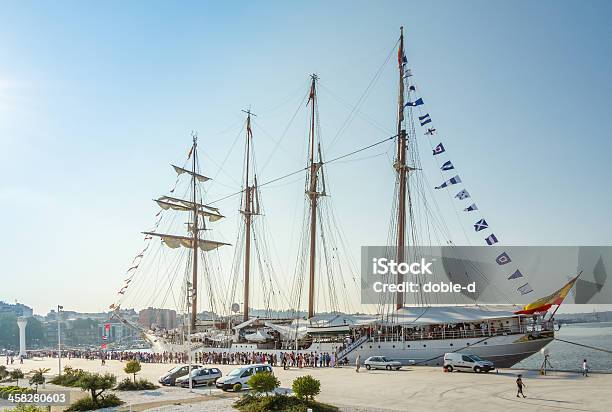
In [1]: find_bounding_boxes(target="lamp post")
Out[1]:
[57,305,63,376]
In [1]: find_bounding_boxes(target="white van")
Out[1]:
[215,363,273,391]
[443,353,495,373]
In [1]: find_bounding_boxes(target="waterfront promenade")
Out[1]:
[2,357,611,411]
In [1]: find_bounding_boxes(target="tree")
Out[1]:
[123,360,141,384]
[9,369,24,386]
[0,365,8,380]
[292,375,321,401]
[246,372,280,395]
[75,372,116,404]
[29,368,50,392]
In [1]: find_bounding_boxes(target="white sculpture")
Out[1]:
[17,316,28,358]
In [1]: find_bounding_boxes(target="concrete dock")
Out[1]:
[2,357,610,411]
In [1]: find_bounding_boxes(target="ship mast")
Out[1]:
[396,27,408,310]
[190,134,199,330]
[241,109,257,322]
[143,136,230,332]
[307,74,320,319]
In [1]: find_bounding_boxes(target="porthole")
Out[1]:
[423,344,426,347]
[378,346,381,349]
[393,345,395,348]
[450,343,453,346]
[484,342,488,345]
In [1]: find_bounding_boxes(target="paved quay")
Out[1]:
[2,357,610,411]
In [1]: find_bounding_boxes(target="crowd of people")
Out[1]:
[194,350,347,368]
[26,349,188,364]
[24,349,348,369]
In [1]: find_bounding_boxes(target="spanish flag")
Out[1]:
[514,273,580,315]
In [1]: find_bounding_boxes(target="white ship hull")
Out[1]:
[147,331,552,368]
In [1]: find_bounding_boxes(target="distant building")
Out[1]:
[139,307,177,330]
[0,301,33,317]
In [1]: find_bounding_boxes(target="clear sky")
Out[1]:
[1,1,611,315]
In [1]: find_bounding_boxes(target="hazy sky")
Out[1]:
[1,1,611,315]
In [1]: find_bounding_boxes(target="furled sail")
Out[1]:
[172,164,210,182]
[159,195,220,213]
[142,232,230,251]
[154,199,224,222]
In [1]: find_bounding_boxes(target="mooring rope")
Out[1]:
[553,337,612,355]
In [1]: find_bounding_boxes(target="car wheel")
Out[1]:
[233,383,242,392]
[474,366,481,373]
[192,380,197,387]
[365,364,371,370]
[386,365,392,371]
[446,365,453,372]
[395,367,401,370]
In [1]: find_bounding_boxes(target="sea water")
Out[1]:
[513,322,612,372]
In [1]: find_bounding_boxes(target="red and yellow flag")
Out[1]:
[515,274,580,315]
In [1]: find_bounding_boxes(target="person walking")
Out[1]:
[582,359,589,377]
[516,374,526,398]
[355,354,361,373]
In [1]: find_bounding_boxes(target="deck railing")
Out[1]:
[365,322,553,343]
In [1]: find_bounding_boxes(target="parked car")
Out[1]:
[176,367,222,388]
[443,353,494,373]
[158,364,203,386]
[215,364,273,391]
[364,356,402,370]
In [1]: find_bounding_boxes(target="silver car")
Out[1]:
[176,367,222,387]
[364,356,402,370]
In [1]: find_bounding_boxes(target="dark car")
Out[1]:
[158,364,203,386]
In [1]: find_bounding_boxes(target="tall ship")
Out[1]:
[108,28,570,368]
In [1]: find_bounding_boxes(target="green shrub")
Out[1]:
[0,386,35,399]
[50,367,87,387]
[233,394,338,412]
[0,365,8,380]
[247,372,280,394]
[115,377,159,391]
[292,375,321,401]
[6,405,47,412]
[65,393,123,411]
